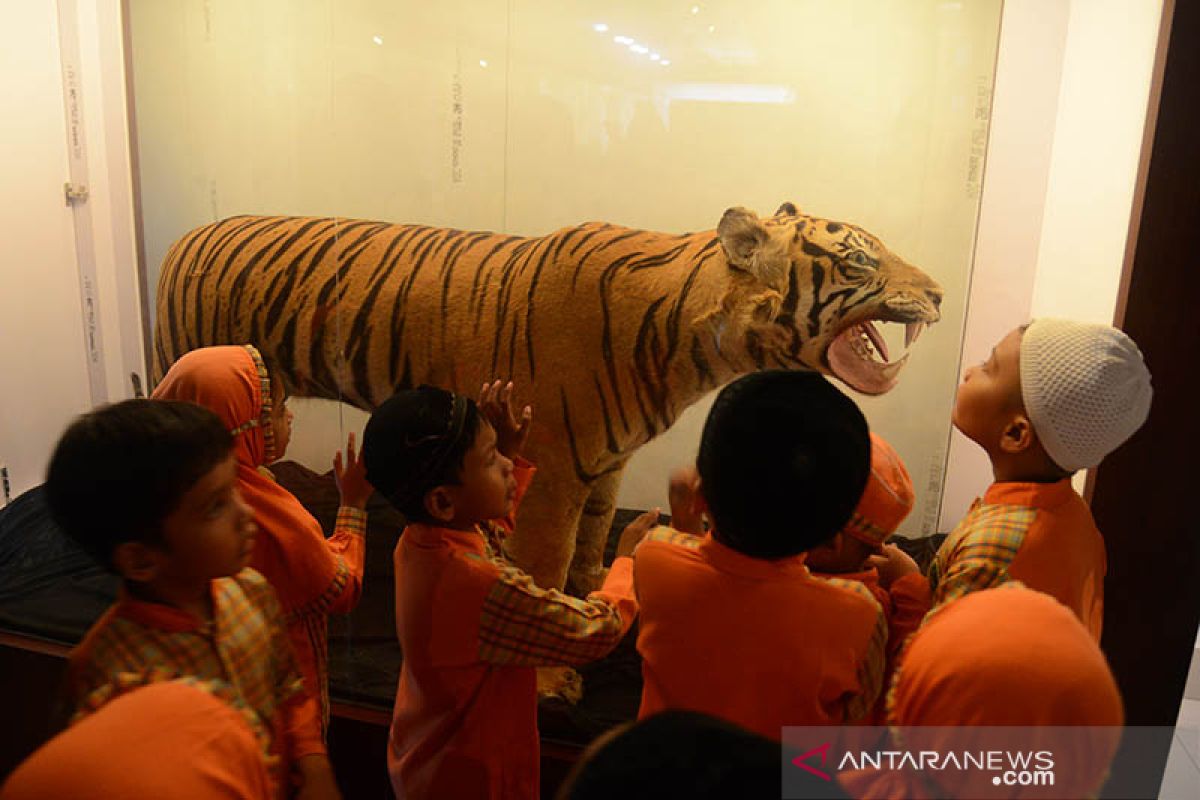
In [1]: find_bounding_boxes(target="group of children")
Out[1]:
[0,319,1152,799]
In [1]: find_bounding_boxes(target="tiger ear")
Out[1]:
[717,207,768,268]
[775,201,800,217]
[717,206,788,288]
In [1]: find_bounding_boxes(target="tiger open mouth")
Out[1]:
[826,319,928,395]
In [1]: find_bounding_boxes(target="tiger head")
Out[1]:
[715,202,943,395]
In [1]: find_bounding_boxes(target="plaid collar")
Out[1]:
[982,478,1075,509]
[114,579,225,633]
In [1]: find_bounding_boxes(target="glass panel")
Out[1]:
[122,0,1001,717]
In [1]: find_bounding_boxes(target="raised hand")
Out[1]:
[616,508,662,558]
[867,543,921,588]
[478,380,533,460]
[667,465,705,535]
[333,431,371,510]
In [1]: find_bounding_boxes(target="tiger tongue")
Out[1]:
[828,326,908,395]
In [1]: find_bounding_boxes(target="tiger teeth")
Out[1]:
[905,322,925,348]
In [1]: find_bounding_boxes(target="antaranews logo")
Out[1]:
[833,748,1055,787]
[790,742,834,781]
[781,727,1070,799]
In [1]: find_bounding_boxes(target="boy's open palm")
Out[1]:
[479,380,532,460]
[616,508,661,558]
[333,432,372,510]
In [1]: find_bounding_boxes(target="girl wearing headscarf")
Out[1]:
[839,585,1124,799]
[2,675,274,800]
[153,345,371,743]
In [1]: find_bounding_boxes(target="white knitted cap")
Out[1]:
[1019,319,1152,472]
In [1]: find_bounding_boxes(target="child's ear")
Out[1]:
[424,486,457,523]
[112,542,161,583]
[999,414,1036,454]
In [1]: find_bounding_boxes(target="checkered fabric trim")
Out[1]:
[642,526,704,550]
[241,344,277,462]
[928,502,1036,609]
[815,575,889,722]
[476,558,629,667]
[73,569,305,736]
[842,511,891,547]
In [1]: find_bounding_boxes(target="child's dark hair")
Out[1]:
[44,399,234,571]
[697,370,870,558]
[361,385,482,521]
[558,710,849,800]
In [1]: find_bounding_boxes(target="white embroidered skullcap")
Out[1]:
[1019,319,1152,472]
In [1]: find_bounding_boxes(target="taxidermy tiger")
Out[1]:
[152,203,942,593]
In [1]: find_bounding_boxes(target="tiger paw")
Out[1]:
[536,666,584,705]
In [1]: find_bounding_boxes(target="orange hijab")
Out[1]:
[151,345,335,613]
[843,586,1123,799]
[1,676,272,799]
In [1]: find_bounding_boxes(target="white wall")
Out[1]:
[0,2,90,502]
[939,0,1165,529]
[0,0,142,503]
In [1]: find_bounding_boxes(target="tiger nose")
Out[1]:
[926,284,943,310]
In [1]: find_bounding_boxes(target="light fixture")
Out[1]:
[691,5,700,13]
[614,35,634,45]
[593,23,609,32]
[372,35,383,45]
[630,44,649,54]
[708,25,716,33]
[479,59,488,67]
[650,53,661,61]
[660,60,671,66]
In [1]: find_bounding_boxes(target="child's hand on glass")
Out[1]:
[333,431,371,510]
[478,380,532,461]
[667,465,705,535]
[867,543,921,588]
[616,508,661,558]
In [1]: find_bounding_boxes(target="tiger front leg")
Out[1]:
[506,472,588,592]
[565,468,627,596]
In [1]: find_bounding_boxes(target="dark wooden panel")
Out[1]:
[1093,0,1200,793]
[0,645,70,780]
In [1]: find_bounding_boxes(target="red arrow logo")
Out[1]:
[791,742,833,781]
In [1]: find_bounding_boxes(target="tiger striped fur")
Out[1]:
[153,203,942,592]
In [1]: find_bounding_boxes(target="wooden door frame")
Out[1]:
[1092,0,1200,792]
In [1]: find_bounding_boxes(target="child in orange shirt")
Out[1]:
[361,381,654,800]
[931,319,1152,638]
[153,345,372,735]
[805,433,930,700]
[635,371,887,739]
[46,399,337,798]
[838,586,1124,799]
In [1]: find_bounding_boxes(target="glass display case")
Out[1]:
[3,0,1004,741]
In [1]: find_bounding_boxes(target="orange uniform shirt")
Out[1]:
[388,461,639,800]
[634,528,888,739]
[812,567,930,722]
[929,480,1106,639]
